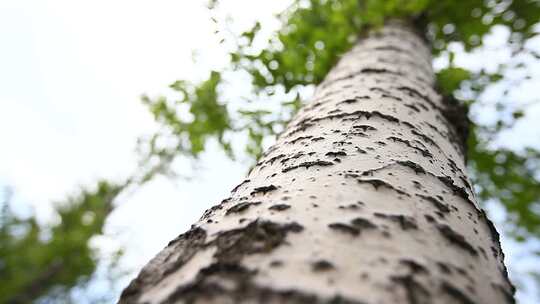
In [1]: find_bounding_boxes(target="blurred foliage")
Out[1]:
[0,180,126,303]
[141,71,231,160]
[470,131,540,239]
[436,67,471,95]
[140,0,540,295]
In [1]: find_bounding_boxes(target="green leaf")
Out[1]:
[437,67,471,95]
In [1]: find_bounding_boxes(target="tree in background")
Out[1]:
[121,0,540,302]
[0,181,126,303]
[0,112,166,302]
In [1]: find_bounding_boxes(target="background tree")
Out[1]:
[121,0,540,302]
[0,181,124,303]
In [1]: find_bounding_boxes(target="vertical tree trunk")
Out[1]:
[119,21,514,304]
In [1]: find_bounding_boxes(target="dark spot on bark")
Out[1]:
[415,194,450,214]
[312,260,335,272]
[338,98,359,104]
[391,274,431,304]
[270,260,283,267]
[402,121,416,129]
[250,185,278,195]
[411,129,441,150]
[226,201,262,215]
[269,204,291,211]
[353,124,377,132]
[404,103,421,112]
[436,175,471,203]
[265,154,286,165]
[282,160,334,173]
[356,147,368,154]
[348,131,368,138]
[290,135,313,144]
[351,217,378,231]
[491,246,498,258]
[368,86,390,93]
[346,175,411,197]
[397,160,426,174]
[441,281,476,304]
[201,203,225,220]
[328,109,341,115]
[455,267,467,276]
[478,247,488,260]
[396,86,438,110]
[328,223,359,236]
[436,224,478,256]
[339,204,360,210]
[491,282,515,304]
[231,179,251,193]
[374,213,418,230]
[325,151,347,157]
[287,121,315,136]
[400,259,428,274]
[370,111,400,123]
[424,214,435,223]
[437,262,452,274]
[161,262,254,303]
[381,94,402,101]
[307,109,401,126]
[214,220,303,262]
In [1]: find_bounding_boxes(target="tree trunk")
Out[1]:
[119,21,514,304]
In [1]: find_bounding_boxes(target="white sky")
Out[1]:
[0,1,539,303]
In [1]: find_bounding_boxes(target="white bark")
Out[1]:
[119,21,514,304]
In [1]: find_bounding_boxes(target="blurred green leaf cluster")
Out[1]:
[0,181,125,303]
[142,71,231,159]
[470,132,540,240]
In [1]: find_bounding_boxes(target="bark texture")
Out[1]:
[119,22,514,304]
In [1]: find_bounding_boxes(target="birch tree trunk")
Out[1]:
[119,21,514,304]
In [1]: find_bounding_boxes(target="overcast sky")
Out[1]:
[1,1,539,303]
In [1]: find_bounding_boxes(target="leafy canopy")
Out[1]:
[0,181,126,303]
